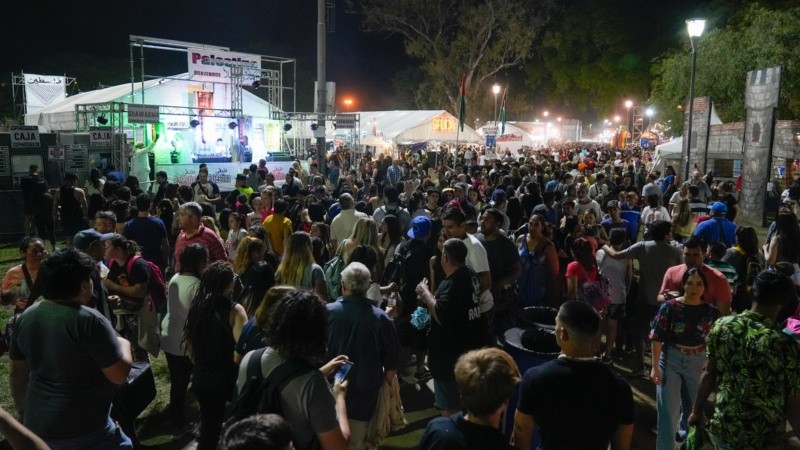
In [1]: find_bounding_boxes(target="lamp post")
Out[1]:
[685,18,706,180]
[624,100,633,146]
[492,84,501,127]
[543,110,549,141]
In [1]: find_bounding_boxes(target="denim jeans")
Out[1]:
[43,417,132,450]
[656,346,706,450]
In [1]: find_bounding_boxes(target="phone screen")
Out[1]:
[335,361,354,383]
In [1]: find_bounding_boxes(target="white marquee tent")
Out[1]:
[354,110,484,145]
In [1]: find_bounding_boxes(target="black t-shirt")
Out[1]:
[395,239,435,316]
[428,267,485,381]
[517,358,634,450]
[478,235,519,295]
[420,411,513,450]
[107,257,151,306]
[722,193,738,221]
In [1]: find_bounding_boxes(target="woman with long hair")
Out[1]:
[225,212,249,260]
[233,239,277,315]
[310,222,332,262]
[102,234,151,361]
[340,217,383,274]
[235,288,350,450]
[275,231,329,302]
[723,226,762,312]
[650,268,719,449]
[124,175,144,197]
[183,261,247,450]
[565,237,599,301]
[233,277,287,364]
[162,243,208,428]
[247,196,266,229]
[84,168,105,197]
[1,237,46,311]
[516,213,560,307]
[378,215,403,269]
[670,196,695,243]
[763,212,800,268]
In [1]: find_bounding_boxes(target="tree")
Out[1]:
[346,0,553,121]
[649,4,800,135]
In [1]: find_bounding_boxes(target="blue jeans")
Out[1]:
[43,417,132,450]
[656,347,706,450]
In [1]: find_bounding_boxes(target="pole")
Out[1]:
[685,39,698,180]
[316,0,327,179]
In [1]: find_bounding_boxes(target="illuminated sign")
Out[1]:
[432,116,456,132]
[187,48,261,84]
[128,104,160,124]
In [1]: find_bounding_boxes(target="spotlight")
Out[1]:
[96,116,108,125]
[331,123,337,130]
[310,123,318,131]
[228,121,238,129]
[252,80,261,89]
[190,119,201,128]
[283,123,292,132]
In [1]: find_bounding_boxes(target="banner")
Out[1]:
[156,162,294,191]
[187,48,261,84]
[24,74,67,114]
[335,114,356,129]
[497,133,523,142]
[10,126,40,148]
[48,145,64,160]
[432,115,456,132]
[89,127,112,147]
[65,145,88,172]
[128,104,160,124]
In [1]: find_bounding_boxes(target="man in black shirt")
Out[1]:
[512,301,634,450]
[20,165,48,235]
[478,209,521,338]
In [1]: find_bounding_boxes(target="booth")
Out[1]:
[353,110,484,154]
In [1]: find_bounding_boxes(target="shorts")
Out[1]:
[607,304,626,321]
[635,303,659,339]
[433,379,461,411]
[61,217,88,235]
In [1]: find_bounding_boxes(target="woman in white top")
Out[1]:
[162,243,208,428]
[84,168,105,197]
[596,229,632,363]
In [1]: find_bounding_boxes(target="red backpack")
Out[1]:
[126,255,167,309]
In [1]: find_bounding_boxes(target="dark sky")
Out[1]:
[0,0,409,112]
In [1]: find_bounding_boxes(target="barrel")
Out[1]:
[518,306,558,331]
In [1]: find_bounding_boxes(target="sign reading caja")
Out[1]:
[9,126,40,148]
[127,104,160,124]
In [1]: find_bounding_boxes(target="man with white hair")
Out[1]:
[326,262,401,449]
[330,193,368,254]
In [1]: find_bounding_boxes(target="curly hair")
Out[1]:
[39,249,97,301]
[264,288,328,364]
[233,237,266,275]
[183,261,235,358]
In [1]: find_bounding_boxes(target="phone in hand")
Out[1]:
[335,361,354,383]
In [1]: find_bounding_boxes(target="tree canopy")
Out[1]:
[649,4,800,134]
[346,0,553,121]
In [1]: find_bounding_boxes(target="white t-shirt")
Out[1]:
[462,233,493,313]
[596,250,628,305]
[331,209,368,242]
[162,274,201,355]
[641,206,671,224]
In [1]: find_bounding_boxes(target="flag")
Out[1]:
[458,74,466,132]
[500,86,508,135]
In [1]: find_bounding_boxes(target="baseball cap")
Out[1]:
[73,229,114,251]
[490,189,507,205]
[606,200,620,209]
[532,204,549,217]
[408,216,432,239]
[708,202,728,215]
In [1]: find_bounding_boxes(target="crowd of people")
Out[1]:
[2,141,800,449]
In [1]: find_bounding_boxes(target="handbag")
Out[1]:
[137,295,161,358]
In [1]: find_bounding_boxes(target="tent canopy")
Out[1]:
[355,110,483,143]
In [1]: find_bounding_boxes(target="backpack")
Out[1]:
[226,348,317,430]
[577,265,611,311]
[735,247,762,293]
[323,249,345,300]
[126,255,167,309]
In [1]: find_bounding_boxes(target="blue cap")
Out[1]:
[708,202,727,215]
[408,216,432,239]
[490,189,507,205]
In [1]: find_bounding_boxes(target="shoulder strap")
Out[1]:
[20,264,42,306]
[126,254,142,274]
[246,347,268,380]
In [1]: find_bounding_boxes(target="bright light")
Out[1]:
[646,108,655,117]
[543,110,549,117]
[343,98,353,106]
[492,84,501,95]
[557,117,562,122]
[624,100,633,109]
[614,116,621,123]
[604,119,610,124]
[686,19,706,38]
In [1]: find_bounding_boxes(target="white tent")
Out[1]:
[355,110,484,144]
[477,122,537,152]
[26,73,279,132]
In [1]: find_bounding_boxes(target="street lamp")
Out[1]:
[492,84,501,126]
[685,18,706,179]
[624,100,634,146]
[645,108,655,130]
[343,98,353,112]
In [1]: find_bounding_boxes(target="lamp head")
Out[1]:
[228,121,238,129]
[189,119,201,128]
[96,116,108,125]
[686,19,706,38]
[492,84,501,95]
[625,100,633,108]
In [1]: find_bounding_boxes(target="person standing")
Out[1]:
[512,300,633,450]
[692,202,737,248]
[326,262,401,449]
[650,268,719,449]
[53,173,88,248]
[123,193,170,272]
[660,236,733,315]
[331,193,368,254]
[689,271,800,449]
[262,200,294,259]
[20,165,48,236]
[173,202,227,273]
[478,209,521,336]
[415,238,487,417]
[9,249,133,449]
[683,170,713,203]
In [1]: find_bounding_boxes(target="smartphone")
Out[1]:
[335,361,354,383]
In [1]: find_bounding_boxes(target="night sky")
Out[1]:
[1,0,714,119]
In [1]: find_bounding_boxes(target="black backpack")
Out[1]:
[226,348,316,426]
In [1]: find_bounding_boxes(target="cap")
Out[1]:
[708,201,728,215]
[73,229,114,251]
[532,204,549,217]
[606,200,620,209]
[490,189,507,205]
[408,216,432,239]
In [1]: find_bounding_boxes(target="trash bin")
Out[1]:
[502,326,560,447]
[518,306,558,331]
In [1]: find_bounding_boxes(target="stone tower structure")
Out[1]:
[682,96,713,178]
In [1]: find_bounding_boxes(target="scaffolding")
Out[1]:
[11,72,76,121]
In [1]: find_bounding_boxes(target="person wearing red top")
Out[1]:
[659,236,732,315]
[173,202,227,273]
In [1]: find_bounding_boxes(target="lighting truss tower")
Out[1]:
[633,105,644,144]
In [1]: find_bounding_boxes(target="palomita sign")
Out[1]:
[10,126,40,148]
[127,104,160,124]
[187,48,261,84]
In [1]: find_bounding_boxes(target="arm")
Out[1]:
[52,189,60,218]
[495,260,522,293]
[625,260,632,291]
[0,407,50,450]
[477,271,492,295]
[650,341,663,384]
[161,238,171,270]
[565,275,578,300]
[316,380,350,450]
[763,236,779,266]
[611,423,634,450]
[103,279,148,299]
[76,189,87,216]
[101,337,133,385]
[315,281,330,302]
[9,360,29,418]
[511,410,536,450]
[416,282,441,325]
[601,244,627,260]
[688,356,718,426]
[230,303,248,344]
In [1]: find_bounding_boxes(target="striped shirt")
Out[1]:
[707,260,738,290]
[174,224,227,272]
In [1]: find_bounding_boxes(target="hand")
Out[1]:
[387,282,398,292]
[415,279,429,296]
[319,354,349,378]
[107,295,122,307]
[333,378,348,398]
[650,366,660,385]
[687,410,705,428]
